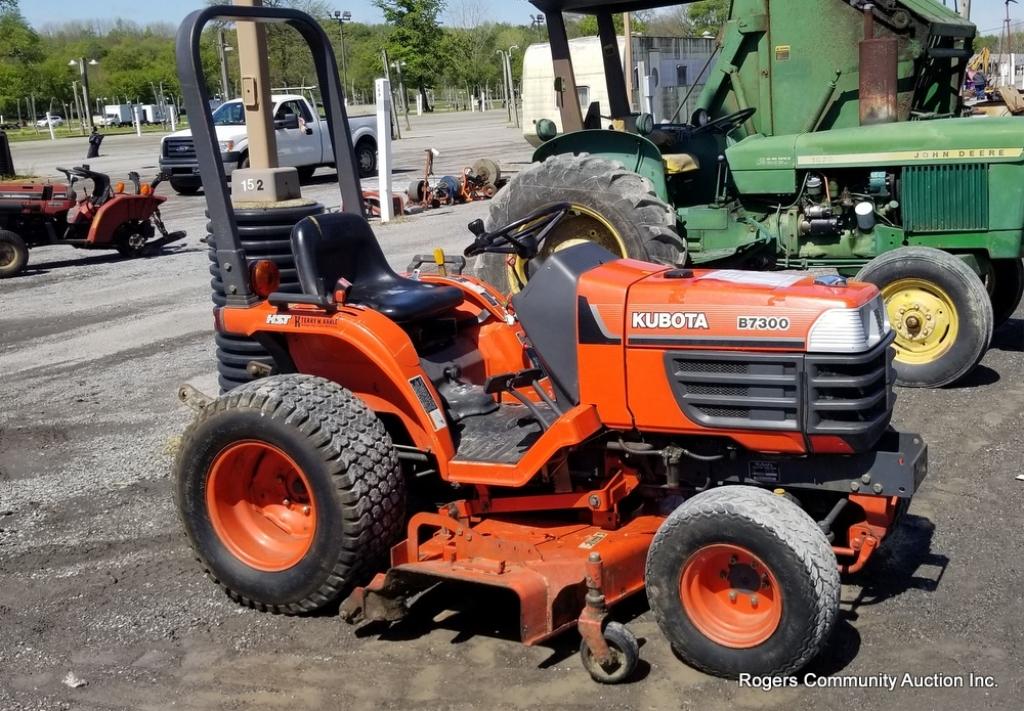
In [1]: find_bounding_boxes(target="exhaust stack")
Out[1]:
[859,4,899,125]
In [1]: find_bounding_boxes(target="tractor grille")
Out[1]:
[666,353,802,431]
[665,338,894,449]
[902,163,988,233]
[805,340,894,442]
[163,137,196,159]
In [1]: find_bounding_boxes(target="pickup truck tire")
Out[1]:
[472,154,684,295]
[297,166,316,183]
[355,138,377,177]
[170,181,201,196]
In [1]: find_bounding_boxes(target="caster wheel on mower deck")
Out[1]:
[579,621,639,684]
[645,486,840,678]
[856,247,993,388]
[174,374,406,614]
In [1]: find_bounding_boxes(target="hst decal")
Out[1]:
[631,311,709,330]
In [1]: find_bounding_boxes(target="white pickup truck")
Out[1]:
[159,94,377,195]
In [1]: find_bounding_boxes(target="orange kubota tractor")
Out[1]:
[174,6,929,683]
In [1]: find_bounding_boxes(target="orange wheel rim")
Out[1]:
[680,543,782,648]
[206,440,317,572]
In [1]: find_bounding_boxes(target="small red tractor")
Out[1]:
[174,6,929,685]
[0,165,185,278]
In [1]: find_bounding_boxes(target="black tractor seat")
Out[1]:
[291,213,463,323]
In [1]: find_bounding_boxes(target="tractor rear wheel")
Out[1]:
[0,229,29,278]
[645,486,840,678]
[856,247,993,388]
[174,374,405,614]
[986,258,1023,328]
[471,154,683,294]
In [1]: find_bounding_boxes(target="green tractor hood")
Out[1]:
[727,118,1024,194]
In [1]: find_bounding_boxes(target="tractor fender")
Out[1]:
[532,130,670,202]
[220,302,456,471]
[85,194,164,245]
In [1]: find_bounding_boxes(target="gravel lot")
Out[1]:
[1,110,1022,711]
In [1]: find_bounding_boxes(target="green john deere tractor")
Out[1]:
[476,0,1024,388]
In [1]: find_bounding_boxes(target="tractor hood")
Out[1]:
[726,118,1024,194]
[620,268,888,354]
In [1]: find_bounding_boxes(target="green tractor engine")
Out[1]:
[475,0,1024,389]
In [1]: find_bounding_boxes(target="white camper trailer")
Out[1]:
[521,35,715,146]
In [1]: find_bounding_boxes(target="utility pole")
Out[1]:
[1003,1,1018,85]
[217,29,232,100]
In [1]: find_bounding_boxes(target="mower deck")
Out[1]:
[344,512,660,645]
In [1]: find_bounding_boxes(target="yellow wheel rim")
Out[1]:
[880,278,959,364]
[507,204,627,293]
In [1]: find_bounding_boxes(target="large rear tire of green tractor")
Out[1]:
[985,258,1023,328]
[174,374,406,614]
[471,154,684,294]
[0,229,29,278]
[856,247,993,388]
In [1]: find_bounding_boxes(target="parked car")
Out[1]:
[158,94,377,195]
[35,115,64,128]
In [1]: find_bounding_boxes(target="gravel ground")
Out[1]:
[1,110,1023,711]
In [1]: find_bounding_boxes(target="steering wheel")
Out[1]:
[464,202,572,259]
[692,107,756,136]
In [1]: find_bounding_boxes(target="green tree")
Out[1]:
[573,12,647,37]
[374,0,446,111]
[688,0,729,37]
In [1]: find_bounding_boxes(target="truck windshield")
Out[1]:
[211,101,245,126]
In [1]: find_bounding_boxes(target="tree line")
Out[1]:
[0,0,728,122]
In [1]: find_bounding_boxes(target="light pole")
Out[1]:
[68,57,98,129]
[333,10,352,103]
[391,60,411,130]
[530,13,545,39]
[508,45,520,128]
[217,29,234,100]
[496,49,510,120]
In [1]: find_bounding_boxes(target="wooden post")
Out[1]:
[623,12,634,110]
[234,0,277,169]
[546,11,583,133]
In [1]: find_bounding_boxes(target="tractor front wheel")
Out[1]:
[0,229,29,278]
[174,374,406,614]
[986,258,1023,328]
[471,154,683,294]
[856,247,993,388]
[646,486,840,678]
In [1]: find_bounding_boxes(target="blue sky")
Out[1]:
[18,0,1012,35]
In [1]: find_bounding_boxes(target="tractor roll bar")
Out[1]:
[175,5,364,306]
